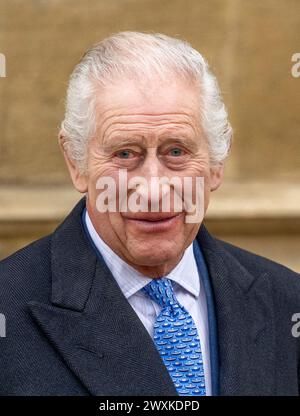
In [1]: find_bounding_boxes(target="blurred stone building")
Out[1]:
[0,0,299,271]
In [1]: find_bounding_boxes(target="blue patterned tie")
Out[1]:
[141,278,206,396]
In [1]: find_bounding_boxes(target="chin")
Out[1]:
[128,238,183,267]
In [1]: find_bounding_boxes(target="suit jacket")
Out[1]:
[1,197,300,396]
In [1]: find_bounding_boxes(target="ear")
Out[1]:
[58,134,88,193]
[210,163,225,192]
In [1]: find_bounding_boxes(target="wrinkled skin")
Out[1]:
[60,77,224,278]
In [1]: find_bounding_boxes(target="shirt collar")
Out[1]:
[84,209,200,299]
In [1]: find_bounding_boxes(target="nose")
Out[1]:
[132,149,161,210]
[140,148,161,179]
[131,149,176,212]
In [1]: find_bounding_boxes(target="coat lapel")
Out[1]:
[28,198,178,396]
[197,226,276,395]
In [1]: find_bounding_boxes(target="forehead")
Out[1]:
[94,77,202,141]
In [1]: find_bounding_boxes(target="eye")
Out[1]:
[115,149,135,159]
[169,147,184,157]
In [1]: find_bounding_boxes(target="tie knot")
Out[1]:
[141,278,178,309]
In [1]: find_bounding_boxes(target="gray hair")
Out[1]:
[60,31,232,172]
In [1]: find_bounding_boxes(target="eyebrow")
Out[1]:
[157,137,200,153]
[101,135,200,153]
[101,136,147,152]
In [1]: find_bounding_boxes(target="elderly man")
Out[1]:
[1,32,300,396]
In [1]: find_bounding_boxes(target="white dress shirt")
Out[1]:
[84,210,211,395]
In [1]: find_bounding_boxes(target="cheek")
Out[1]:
[182,149,211,175]
[180,158,211,190]
[177,160,211,222]
[88,156,117,180]
[85,166,126,235]
[193,158,212,192]
[87,196,127,239]
[86,160,120,201]
[86,142,118,178]
[107,211,126,231]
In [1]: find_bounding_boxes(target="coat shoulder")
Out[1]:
[0,235,52,305]
[216,237,300,295]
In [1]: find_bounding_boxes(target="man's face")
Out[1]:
[64,77,224,277]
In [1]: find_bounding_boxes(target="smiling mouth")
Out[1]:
[123,212,179,222]
[121,212,185,232]
[122,212,180,221]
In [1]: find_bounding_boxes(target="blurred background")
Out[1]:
[0,0,299,271]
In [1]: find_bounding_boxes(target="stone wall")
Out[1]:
[0,0,299,271]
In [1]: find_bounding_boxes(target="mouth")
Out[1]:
[121,212,185,232]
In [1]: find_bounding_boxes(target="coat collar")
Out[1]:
[28,197,275,395]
